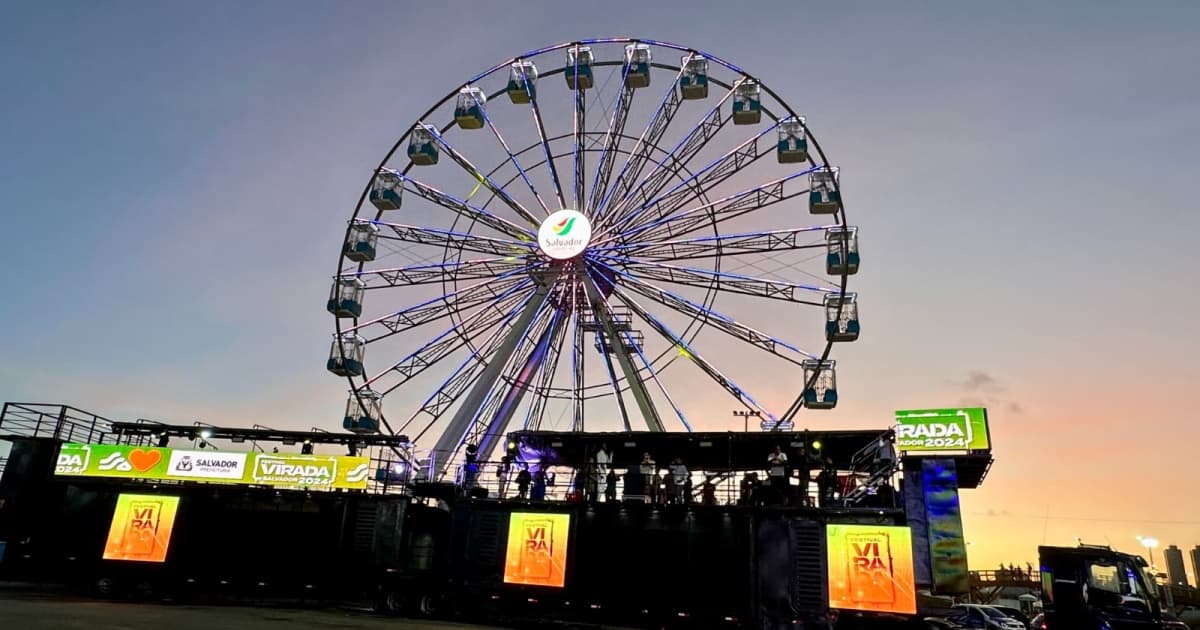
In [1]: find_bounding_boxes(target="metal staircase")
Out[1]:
[840,431,898,506]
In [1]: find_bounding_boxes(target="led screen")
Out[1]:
[503,512,570,588]
[102,494,181,563]
[827,524,917,615]
[894,407,990,452]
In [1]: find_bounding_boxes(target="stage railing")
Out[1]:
[448,460,901,509]
[0,402,153,446]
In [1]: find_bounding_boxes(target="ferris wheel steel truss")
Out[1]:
[330,38,856,478]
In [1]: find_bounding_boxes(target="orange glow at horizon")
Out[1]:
[102,494,180,563]
[503,512,570,588]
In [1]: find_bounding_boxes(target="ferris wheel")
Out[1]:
[326,38,860,478]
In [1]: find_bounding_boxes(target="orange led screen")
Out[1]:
[503,512,570,588]
[102,494,180,563]
[826,524,917,615]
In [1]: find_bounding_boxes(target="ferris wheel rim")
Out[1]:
[333,37,852,447]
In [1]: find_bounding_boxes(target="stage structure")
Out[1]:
[326,37,861,479]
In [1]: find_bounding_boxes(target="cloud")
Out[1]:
[957,370,1007,393]
[954,371,1026,415]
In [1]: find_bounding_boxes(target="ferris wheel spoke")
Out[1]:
[572,81,586,210]
[596,167,819,247]
[603,122,779,238]
[597,255,833,306]
[586,70,635,215]
[349,257,532,289]
[368,289,533,396]
[421,123,541,228]
[592,66,685,223]
[597,84,739,232]
[606,279,777,423]
[589,259,817,363]
[470,92,553,217]
[570,298,585,431]
[373,220,537,257]
[620,326,692,432]
[350,275,532,343]
[395,174,535,240]
[400,300,542,440]
[602,226,832,262]
[525,90,567,210]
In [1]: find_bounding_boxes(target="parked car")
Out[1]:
[948,604,1027,630]
[991,605,1031,626]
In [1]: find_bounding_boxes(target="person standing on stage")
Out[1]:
[767,445,789,505]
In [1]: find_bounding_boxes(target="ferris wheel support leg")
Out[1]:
[582,275,665,432]
[428,269,559,478]
[473,313,564,462]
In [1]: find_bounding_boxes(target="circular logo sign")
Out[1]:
[537,209,591,260]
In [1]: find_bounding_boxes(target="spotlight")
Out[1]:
[347,442,358,457]
[301,439,313,455]
[199,429,213,440]
[465,443,479,465]
[156,433,170,448]
[811,440,822,451]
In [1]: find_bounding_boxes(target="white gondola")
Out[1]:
[343,222,379,263]
[733,80,761,125]
[777,116,808,163]
[506,60,538,104]
[802,359,838,409]
[368,169,402,211]
[679,54,708,100]
[343,389,382,434]
[327,334,365,377]
[809,166,840,214]
[565,46,594,90]
[326,277,366,318]
[823,292,860,343]
[407,124,439,166]
[454,87,487,130]
[624,43,651,88]
[825,226,859,275]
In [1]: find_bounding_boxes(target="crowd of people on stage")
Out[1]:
[467,441,897,509]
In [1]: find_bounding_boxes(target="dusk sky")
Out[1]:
[2,2,1198,578]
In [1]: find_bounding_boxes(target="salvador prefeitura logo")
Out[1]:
[537,209,591,260]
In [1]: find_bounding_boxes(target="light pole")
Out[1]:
[733,410,761,432]
[1137,535,1159,571]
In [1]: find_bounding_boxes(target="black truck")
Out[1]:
[1038,544,1176,630]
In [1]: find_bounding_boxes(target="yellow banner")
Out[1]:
[103,494,181,563]
[827,524,917,615]
[503,512,570,588]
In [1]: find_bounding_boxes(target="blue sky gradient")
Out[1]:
[2,1,1198,572]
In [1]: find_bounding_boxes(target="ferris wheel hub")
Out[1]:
[537,209,592,260]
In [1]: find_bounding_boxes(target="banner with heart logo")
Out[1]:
[55,442,370,491]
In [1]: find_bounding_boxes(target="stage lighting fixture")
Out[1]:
[347,442,358,457]
[465,443,479,464]
[156,433,170,448]
[811,440,822,451]
[200,429,213,440]
[301,439,314,455]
